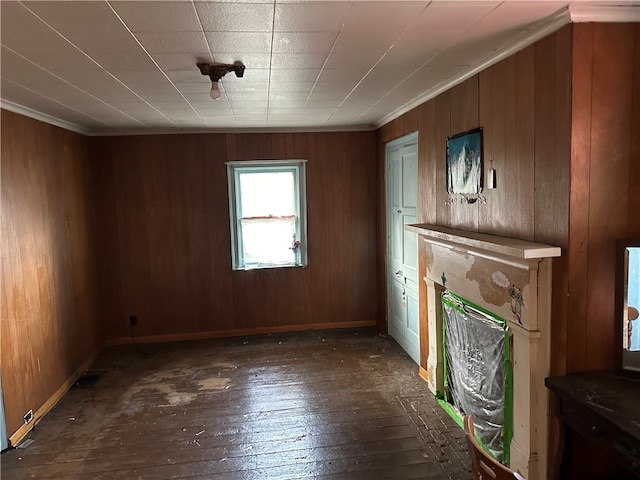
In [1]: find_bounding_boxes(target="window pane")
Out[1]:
[240,217,295,267]
[239,171,295,217]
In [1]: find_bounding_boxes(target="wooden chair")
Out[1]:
[463,415,525,480]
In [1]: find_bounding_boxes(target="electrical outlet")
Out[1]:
[129,315,137,327]
[23,409,33,425]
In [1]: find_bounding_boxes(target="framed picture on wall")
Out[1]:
[446,127,483,195]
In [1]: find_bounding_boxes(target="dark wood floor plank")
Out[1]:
[1,328,469,480]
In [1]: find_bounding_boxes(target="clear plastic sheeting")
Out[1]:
[442,291,510,462]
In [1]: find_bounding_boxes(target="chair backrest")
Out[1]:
[463,415,525,480]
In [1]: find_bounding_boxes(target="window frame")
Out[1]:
[226,159,308,271]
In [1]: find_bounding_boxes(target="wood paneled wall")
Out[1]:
[376,26,573,372]
[567,23,640,373]
[91,132,379,341]
[1,110,102,439]
[376,23,639,473]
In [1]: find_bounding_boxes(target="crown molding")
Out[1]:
[0,100,90,135]
[375,8,572,129]
[569,4,640,23]
[87,124,376,137]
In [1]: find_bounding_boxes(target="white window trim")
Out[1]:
[226,159,308,271]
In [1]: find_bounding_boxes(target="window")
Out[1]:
[227,160,307,270]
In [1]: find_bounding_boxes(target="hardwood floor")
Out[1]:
[1,328,470,479]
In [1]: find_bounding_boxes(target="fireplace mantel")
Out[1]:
[406,224,561,260]
[406,223,561,480]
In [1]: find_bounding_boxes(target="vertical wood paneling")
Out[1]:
[417,101,437,225]
[585,24,636,371]
[514,48,536,241]
[567,24,593,373]
[434,91,452,226]
[94,131,379,340]
[630,28,640,238]
[1,110,101,438]
[484,58,509,233]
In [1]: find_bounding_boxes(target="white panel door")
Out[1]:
[386,133,419,364]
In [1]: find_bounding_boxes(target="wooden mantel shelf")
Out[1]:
[405,224,561,260]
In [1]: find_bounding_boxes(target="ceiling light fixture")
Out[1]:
[197,61,245,100]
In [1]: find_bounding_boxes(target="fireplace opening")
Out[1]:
[441,291,513,464]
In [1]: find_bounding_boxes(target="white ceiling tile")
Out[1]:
[212,53,271,69]
[330,31,396,57]
[88,91,146,104]
[305,99,341,108]
[228,100,268,110]
[206,32,272,54]
[312,81,358,93]
[270,69,321,83]
[127,82,179,94]
[268,91,310,102]
[111,70,169,84]
[166,70,207,83]
[310,86,355,99]
[410,1,500,32]
[182,92,218,102]
[152,53,213,71]
[81,82,142,98]
[111,2,201,32]
[274,3,352,33]
[233,114,268,123]
[2,71,81,100]
[69,51,150,71]
[268,108,302,115]
[74,33,143,55]
[268,99,307,109]
[221,82,269,93]
[272,32,338,54]
[23,2,143,54]
[270,53,327,70]
[307,90,350,101]
[375,30,448,68]
[0,48,43,74]
[3,0,629,133]
[232,107,269,115]
[316,68,369,84]
[1,3,79,55]
[155,107,198,117]
[339,3,427,37]
[235,68,270,83]
[18,1,120,35]
[140,92,188,103]
[175,82,211,94]
[227,92,270,103]
[323,52,381,69]
[269,81,315,93]
[361,67,419,85]
[196,3,274,32]
[136,32,209,54]
[192,102,234,112]
[54,69,120,86]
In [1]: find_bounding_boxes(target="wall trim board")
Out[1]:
[8,346,104,447]
[106,321,378,347]
[419,366,429,384]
